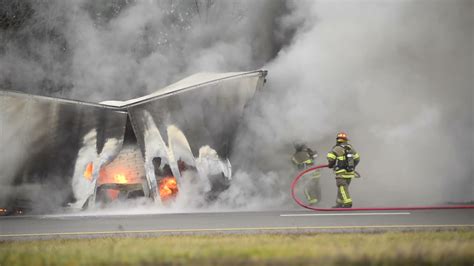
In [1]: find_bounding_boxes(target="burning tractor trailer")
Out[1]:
[0,70,267,214]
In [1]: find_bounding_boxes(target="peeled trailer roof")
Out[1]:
[0,70,267,212]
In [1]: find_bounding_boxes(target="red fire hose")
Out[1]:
[291,164,474,211]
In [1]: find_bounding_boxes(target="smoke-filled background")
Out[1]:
[228,0,474,208]
[1,0,472,212]
[0,0,292,101]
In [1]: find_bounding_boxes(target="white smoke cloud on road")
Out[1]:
[0,0,296,213]
[229,0,473,207]
[0,0,472,213]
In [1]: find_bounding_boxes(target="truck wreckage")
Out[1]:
[0,70,266,214]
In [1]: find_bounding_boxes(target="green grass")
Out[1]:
[1,230,473,265]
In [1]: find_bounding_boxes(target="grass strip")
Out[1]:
[1,230,473,265]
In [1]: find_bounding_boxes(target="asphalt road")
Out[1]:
[0,209,473,240]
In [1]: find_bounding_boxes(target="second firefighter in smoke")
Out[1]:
[291,143,321,205]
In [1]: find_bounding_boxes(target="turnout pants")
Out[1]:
[304,176,321,203]
[335,177,352,205]
[304,172,321,203]
[296,163,321,204]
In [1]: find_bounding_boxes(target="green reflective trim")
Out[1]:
[340,171,355,178]
[304,188,318,203]
[311,171,321,179]
[304,188,310,200]
[327,153,336,159]
[354,153,360,159]
[303,159,314,164]
[340,175,354,178]
[336,169,355,174]
[308,198,319,205]
[337,156,345,160]
[339,186,352,204]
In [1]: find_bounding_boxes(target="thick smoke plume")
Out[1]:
[0,0,472,213]
[229,0,473,208]
[0,0,298,213]
[0,0,291,101]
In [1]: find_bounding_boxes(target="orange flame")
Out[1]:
[159,176,179,201]
[114,174,128,184]
[84,162,93,181]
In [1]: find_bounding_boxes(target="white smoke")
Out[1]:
[0,0,296,213]
[230,0,473,207]
[1,0,472,213]
[0,0,290,101]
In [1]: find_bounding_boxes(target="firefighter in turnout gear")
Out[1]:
[327,132,360,208]
[291,143,321,205]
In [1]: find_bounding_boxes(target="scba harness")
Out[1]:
[334,144,355,172]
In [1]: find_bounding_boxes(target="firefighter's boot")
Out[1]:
[304,188,319,205]
[332,203,352,208]
[308,198,319,205]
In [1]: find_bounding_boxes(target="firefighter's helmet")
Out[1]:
[293,143,307,152]
[336,132,348,142]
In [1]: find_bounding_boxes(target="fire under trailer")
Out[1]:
[0,70,267,214]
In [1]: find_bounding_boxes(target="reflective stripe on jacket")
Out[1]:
[327,144,360,178]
